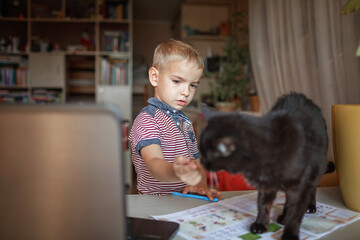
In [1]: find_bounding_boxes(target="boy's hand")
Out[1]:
[173,156,202,186]
[182,183,222,201]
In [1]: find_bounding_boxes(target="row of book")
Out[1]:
[0,89,63,104]
[103,31,129,52]
[0,66,28,87]
[100,58,129,86]
[0,89,29,103]
[31,89,63,104]
[0,56,29,87]
[98,0,129,20]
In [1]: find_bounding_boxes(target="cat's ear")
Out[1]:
[201,103,225,121]
[217,137,236,157]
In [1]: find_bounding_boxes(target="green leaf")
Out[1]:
[341,0,360,14]
[356,42,360,57]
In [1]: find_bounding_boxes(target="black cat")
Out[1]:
[200,92,334,240]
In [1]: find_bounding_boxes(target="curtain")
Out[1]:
[249,0,360,160]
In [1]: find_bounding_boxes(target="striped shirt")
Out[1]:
[129,97,200,195]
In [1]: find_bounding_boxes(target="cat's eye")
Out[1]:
[216,137,236,157]
[217,143,230,156]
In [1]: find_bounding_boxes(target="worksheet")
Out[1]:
[152,192,360,240]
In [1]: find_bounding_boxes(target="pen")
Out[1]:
[171,192,219,202]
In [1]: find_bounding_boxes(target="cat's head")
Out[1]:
[199,104,250,173]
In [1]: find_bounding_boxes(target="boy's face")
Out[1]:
[149,60,203,111]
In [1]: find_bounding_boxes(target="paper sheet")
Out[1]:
[152,192,360,240]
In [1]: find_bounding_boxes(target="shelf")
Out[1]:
[98,18,130,24]
[0,51,99,56]
[0,89,29,103]
[31,88,63,103]
[99,51,130,57]
[182,35,228,41]
[0,17,27,22]
[0,52,28,56]
[98,84,131,89]
[66,55,95,98]
[68,85,95,94]
[30,18,97,23]
[65,51,97,56]
[0,86,28,89]
[31,86,63,89]
[0,17,129,23]
[1,51,130,56]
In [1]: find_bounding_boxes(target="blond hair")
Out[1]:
[152,39,204,71]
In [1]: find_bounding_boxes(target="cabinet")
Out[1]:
[0,0,133,186]
[29,53,65,103]
[30,53,65,88]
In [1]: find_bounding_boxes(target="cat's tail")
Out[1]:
[325,161,335,174]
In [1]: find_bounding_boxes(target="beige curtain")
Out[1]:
[249,0,360,160]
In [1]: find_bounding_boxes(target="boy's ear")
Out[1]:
[148,67,159,87]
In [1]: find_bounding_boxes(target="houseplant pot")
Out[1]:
[215,101,237,112]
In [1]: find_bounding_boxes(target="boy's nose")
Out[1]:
[181,86,190,96]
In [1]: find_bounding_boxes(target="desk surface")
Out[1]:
[127,187,360,240]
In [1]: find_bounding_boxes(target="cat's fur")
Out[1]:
[200,92,334,240]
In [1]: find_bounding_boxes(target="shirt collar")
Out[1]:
[147,97,191,122]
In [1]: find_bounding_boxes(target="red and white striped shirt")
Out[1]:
[129,98,200,195]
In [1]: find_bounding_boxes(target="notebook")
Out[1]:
[0,103,179,240]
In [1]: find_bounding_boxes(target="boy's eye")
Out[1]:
[191,84,198,88]
[172,79,180,84]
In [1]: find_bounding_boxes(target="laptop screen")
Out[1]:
[0,104,127,240]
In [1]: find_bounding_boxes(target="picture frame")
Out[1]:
[31,3,49,18]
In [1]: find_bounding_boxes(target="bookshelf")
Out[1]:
[0,0,133,187]
[180,2,232,109]
[181,3,231,57]
[0,0,132,117]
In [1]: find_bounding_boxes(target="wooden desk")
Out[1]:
[127,187,360,240]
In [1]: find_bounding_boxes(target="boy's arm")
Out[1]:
[141,144,220,199]
[141,144,201,183]
[182,159,222,200]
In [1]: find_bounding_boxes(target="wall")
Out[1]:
[133,21,173,67]
[132,20,174,116]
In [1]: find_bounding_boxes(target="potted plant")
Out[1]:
[210,12,250,112]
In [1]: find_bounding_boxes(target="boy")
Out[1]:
[129,39,221,200]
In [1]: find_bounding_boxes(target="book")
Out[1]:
[104,0,128,19]
[103,30,128,52]
[31,89,63,103]
[100,57,128,86]
[104,31,121,52]
[0,56,28,87]
[0,89,29,103]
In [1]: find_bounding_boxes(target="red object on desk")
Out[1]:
[206,170,255,191]
[122,121,129,151]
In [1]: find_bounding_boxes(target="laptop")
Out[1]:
[0,103,179,240]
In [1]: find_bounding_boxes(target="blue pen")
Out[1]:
[172,192,219,202]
